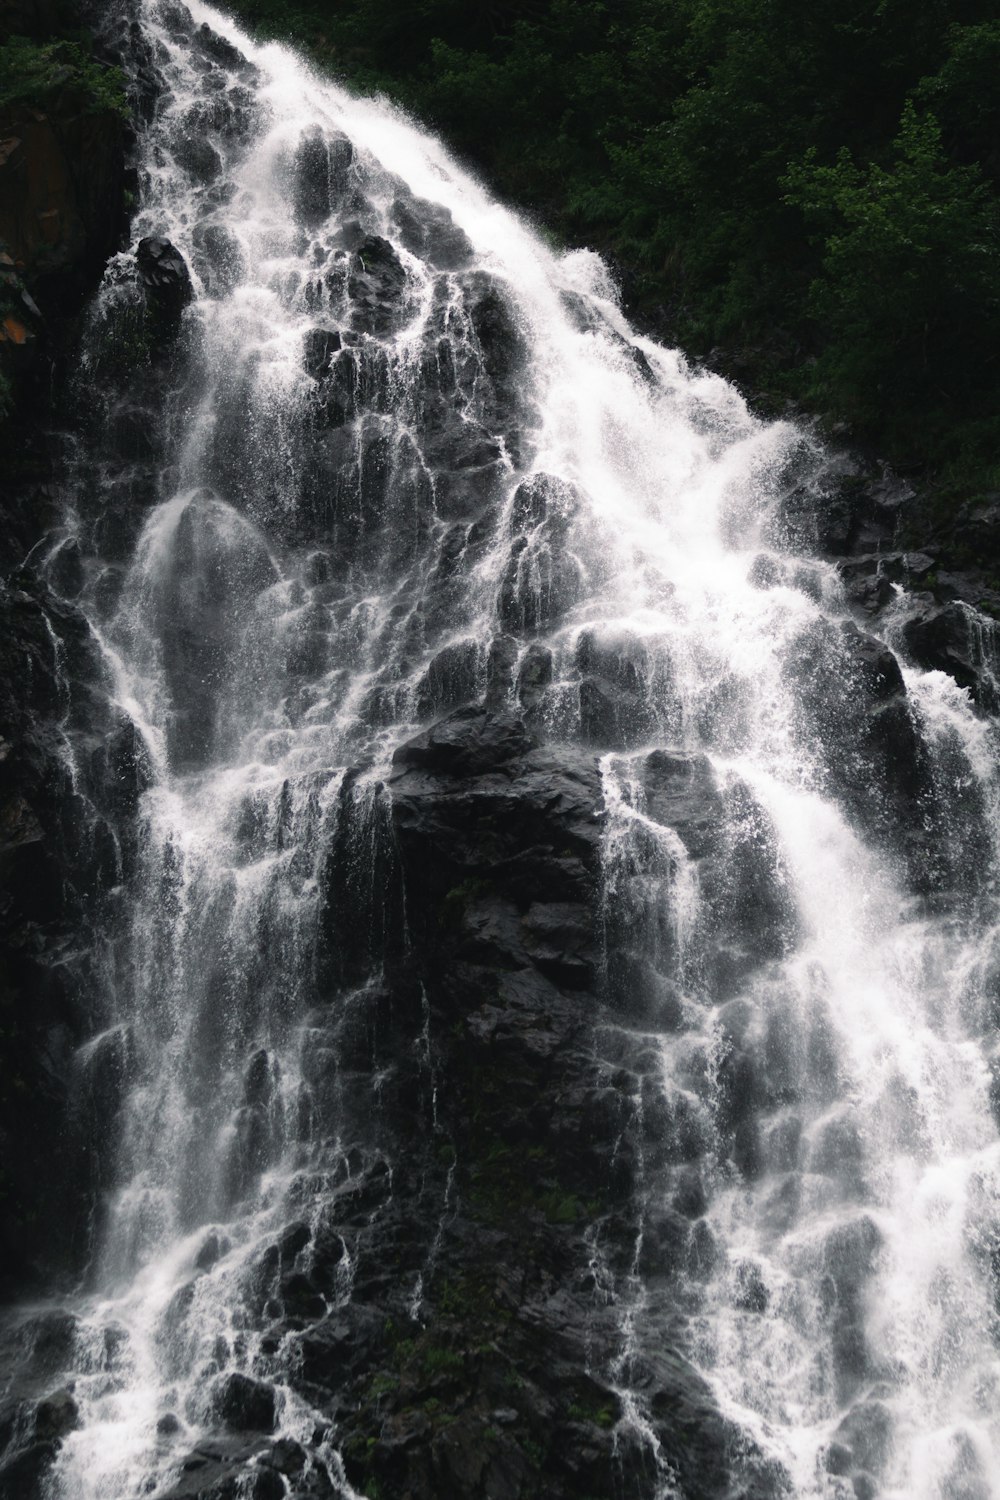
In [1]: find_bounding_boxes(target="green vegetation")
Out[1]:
[568,1399,617,1429]
[0,35,128,117]
[222,0,1000,499]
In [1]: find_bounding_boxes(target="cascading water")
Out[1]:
[6,0,1000,1496]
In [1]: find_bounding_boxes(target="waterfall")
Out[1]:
[5,0,1000,1497]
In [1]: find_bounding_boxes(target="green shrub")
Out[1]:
[0,36,128,116]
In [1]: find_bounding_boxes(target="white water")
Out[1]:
[23,0,1000,1495]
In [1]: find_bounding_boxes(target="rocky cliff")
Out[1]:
[0,0,133,1295]
[1,5,999,1500]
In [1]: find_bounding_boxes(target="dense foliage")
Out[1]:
[223,0,1000,499]
[0,34,128,116]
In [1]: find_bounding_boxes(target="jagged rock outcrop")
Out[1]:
[773,462,1000,711]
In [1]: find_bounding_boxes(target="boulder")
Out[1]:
[136,236,194,346]
[390,193,473,270]
[902,600,998,707]
[212,1373,276,1433]
[33,1388,79,1441]
[415,639,480,718]
[348,235,409,335]
[192,22,256,74]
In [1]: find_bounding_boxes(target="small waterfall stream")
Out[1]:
[9,0,1000,1496]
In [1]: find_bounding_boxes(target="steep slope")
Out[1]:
[1,6,1000,1500]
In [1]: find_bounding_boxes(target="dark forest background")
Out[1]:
[3,0,999,506]
[218,0,1000,509]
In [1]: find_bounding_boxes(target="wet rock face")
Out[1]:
[136,236,195,347]
[390,192,473,270]
[0,580,149,1297]
[902,600,1000,709]
[762,463,1000,900]
[215,704,775,1500]
[775,460,1000,716]
[789,618,932,833]
[292,125,354,227]
[212,1372,276,1433]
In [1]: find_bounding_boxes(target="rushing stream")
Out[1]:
[9,0,1000,1496]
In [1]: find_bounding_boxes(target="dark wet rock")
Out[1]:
[302,328,342,380]
[158,1412,182,1436]
[839,554,899,614]
[34,1388,79,1441]
[641,749,722,859]
[463,272,533,454]
[159,1435,281,1499]
[497,475,584,636]
[825,1441,854,1476]
[6,1311,79,1387]
[902,600,999,708]
[0,1438,60,1500]
[213,1373,276,1433]
[520,902,595,990]
[192,223,246,295]
[607,751,794,1023]
[294,702,781,1498]
[823,1216,882,1396]
[244,1049,275,1106]
[415,639,480,718]
[731,1259,769,1313]
[185,84,259,147]
[809,1111,866,1192]
[192,22,256,74]
[278,1222,311,1263]
[171,131,223,182]
[78,1024,135,1133]
[516,641,553,708]
[280,1270,327,1319]
[348,236,409,335]
[772,459,1000,705]
[306,339,392,431]
[293,127,354,227]
[486,633,520,705]
[264,1438,306,1475]
[195,1232,229,1272]
[390,194,473,270]
[0,579,146,1293]
[788,617,944,886]
[834,1400,894,1476]
[45,535,85,599]
[776,468,910,560]
[136,236,194,346]
[468,275,524,390]
[579,674,647,750]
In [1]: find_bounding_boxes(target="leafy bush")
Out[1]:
[785,104,1000,446]
[0,36,128,117]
